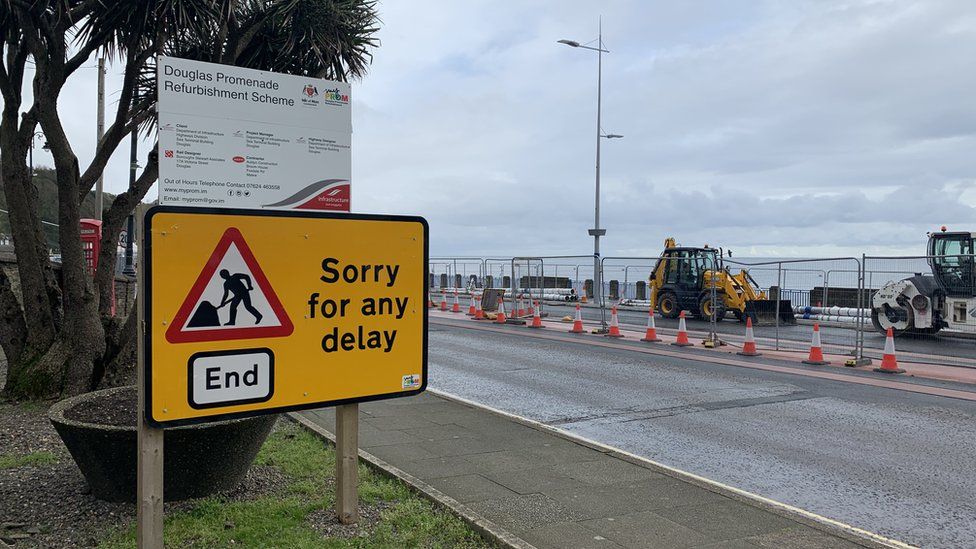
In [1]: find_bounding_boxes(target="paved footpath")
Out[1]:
[298,392,886,549]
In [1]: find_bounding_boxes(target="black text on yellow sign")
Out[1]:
[144,206,428,427]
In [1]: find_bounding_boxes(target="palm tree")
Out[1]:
[0,0,380,398]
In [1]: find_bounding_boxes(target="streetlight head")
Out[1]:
[605,134,624,139]
[557,39,580,47]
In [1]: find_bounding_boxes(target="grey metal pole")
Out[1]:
[710,253,718,343]
[123,128,137,276]
[592,19,606,330]
[96,56,105,220]
[775,263,782,351]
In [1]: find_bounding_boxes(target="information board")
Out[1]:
[157,57,352,211]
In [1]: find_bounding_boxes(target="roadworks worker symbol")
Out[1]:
[166,228,294,343]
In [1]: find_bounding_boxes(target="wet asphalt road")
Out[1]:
[428,322,976,548]
[533,301,976,365]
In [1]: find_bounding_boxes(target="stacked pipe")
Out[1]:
[449,288,580,302]
[794,306,868,324]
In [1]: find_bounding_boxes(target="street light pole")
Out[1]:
[123,125,137,277]
[559,19,622,330]
[28,131,46,181]
[592,20,604,319]
[96,56,105,220]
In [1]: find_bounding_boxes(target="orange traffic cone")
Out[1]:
[451,290,461,313]
[474,296,484,320]
[580,283,588,304]
[428,294,435,308]
[517,296,525,317]
[737,317,760,356]
[495,298,507,324]
[527,301,544,328]
[640,306,661,342]
[606,306,624,338]
[802,323,829,365]
[528,299,535,316]
[569,303,585,334]
[467,295,476,316]
[440,295,448,311]
[874,327,905,373]
[671,311,694,347]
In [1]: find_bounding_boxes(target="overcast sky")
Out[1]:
[26,0,976,257]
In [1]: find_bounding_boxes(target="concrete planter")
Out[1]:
[49,386,276,502]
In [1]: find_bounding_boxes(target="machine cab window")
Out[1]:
[929,233,975,296]
[662,249,714,288]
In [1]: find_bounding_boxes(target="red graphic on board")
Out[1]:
[294,182,351,211]
[165,228,293,343]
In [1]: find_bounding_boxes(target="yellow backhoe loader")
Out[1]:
[648,238,796,325]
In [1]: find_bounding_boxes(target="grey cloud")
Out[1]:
[24,0,975,259]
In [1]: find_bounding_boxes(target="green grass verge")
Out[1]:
[0,450,59,469]
[100,422,492,548]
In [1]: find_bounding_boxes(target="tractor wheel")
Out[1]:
[658,292,681,319]
[699,295,726,322]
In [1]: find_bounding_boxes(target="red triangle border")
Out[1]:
[165,227,294,343]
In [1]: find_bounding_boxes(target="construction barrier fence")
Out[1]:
[426,251,975,371]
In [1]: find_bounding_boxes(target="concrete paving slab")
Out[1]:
[450,414,548,437]
[545,478,727,520]
[358,428,418,447]
[520,438,612,464]
[745,525,865,549]
[690,540,759,549]
[463,448,570,475]
[654,500,796,541]
[422,435,539,457]
[552,455,665,486]
[424,409,490,425]
[488,465,589,495]
[579,511,715,548]
[400,422,479,441]
[426,474,519,503]
[459,441,611,472]
[362,414,441,431]
[363,440,436,462]
[520,522,625,549]
[466,493,587,532]
[397,455,486,480]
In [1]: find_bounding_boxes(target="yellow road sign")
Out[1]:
[144,206,427,426]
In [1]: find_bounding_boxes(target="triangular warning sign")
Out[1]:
[166,227,294,343]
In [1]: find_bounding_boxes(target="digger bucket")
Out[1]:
[744,300,796,326]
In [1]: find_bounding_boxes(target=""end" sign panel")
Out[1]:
[144,206,428,427]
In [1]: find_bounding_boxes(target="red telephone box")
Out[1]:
[79,219,101,275]
[79,219,116,316]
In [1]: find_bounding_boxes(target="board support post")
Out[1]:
[136,203,165,548]
[335,403,360,524]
